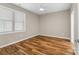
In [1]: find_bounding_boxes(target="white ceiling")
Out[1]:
[14,3,72,15]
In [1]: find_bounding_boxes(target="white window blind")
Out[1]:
[14,10,25,31]
[0,5,26,34]
[0,5,13,32]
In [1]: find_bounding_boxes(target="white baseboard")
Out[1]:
[40,34,70,40]
[0,34,38,48]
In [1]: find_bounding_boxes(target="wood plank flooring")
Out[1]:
[0,35,74,55]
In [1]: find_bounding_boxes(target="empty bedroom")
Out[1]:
[0,3,77,55]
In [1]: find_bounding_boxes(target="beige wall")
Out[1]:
[40,10,71,39]
[0,4,39,47]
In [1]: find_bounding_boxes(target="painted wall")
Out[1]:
[78,4,79,39]
[0,4,39,47]
[40,10,71,39]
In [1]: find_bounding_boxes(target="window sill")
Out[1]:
[0,31,25,35]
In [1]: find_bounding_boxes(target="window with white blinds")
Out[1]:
[0,5,13,33]
[0,5,26,34]
[14,10,25,31]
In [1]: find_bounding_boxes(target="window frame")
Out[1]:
[0,5,26,35]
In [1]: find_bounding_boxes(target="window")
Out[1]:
[0,19,13,32]
[14,10,25,31]
[0,5,26,34]
[0,5,13,33]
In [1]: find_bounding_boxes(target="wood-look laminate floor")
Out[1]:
[0,35,74,55]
